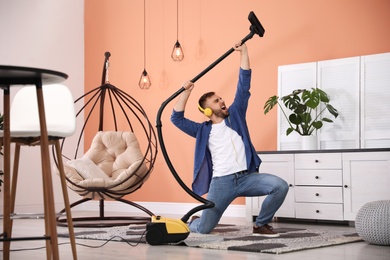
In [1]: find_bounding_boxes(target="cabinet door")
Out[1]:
[342,152,390,221]
[318,57,360,149]
[247,154,295,219]
[277,62,317,150]
[361,52,390,148]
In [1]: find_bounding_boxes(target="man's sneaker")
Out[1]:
[253,224,280,237]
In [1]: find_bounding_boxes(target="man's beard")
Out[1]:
[214,109,230,118]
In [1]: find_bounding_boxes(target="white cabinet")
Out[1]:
[342,152,390,220]
[246,150,390,223]
[277,62,317,151]
[277,52,390,150]
[361,53,390,148]
[317,57,360,150]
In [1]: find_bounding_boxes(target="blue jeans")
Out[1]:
[188,171,289,234]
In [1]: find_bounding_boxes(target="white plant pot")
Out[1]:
[301,135,318,150]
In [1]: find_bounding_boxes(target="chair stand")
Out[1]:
[1,138,77,260]
[56,198,153,228]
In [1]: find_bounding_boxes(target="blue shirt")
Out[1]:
[171,68,261,196]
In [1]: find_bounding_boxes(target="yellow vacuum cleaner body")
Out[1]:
[146,215,190,245]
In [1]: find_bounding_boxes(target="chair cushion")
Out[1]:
[67,157,111,182]
[9,84,76,137]
[62,131,149,198]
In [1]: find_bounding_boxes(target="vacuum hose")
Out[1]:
[156,11,265,223]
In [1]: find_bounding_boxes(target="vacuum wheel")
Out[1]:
[145,227,164,245]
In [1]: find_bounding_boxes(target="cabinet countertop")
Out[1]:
[257,148,390,154]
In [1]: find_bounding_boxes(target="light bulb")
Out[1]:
[171,41,184,62]
[139,69,151,89]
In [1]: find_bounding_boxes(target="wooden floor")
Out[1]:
[2,213,390,259]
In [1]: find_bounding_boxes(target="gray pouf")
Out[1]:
[355,200,390,246]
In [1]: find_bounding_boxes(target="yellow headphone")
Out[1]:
[198,104,213,117]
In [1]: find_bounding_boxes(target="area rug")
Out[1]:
[59,223,363,254]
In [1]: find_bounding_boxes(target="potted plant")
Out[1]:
[263,88,339,149]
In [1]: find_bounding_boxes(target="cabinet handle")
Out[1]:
[315,159,319,163]
[315,193,319,196]
[289,184,293,187]
[344,185,348,188]
[316,210,320,213]
[315,176,319,179]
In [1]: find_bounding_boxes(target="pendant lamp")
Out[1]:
[171,0,184,61]
[139,0,151,89]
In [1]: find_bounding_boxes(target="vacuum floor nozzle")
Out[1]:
[248,11,265,37]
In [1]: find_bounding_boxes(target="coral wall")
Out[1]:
[85,0,390,204]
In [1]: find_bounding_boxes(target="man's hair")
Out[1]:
[198,91,215,109]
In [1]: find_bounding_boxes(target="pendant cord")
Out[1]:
[176,0,179,40]
[143,0,146,70]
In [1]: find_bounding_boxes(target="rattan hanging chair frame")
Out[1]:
[55,52,158,227]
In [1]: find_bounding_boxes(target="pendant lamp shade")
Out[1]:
[139,69,151,89]
[171,41,184,61]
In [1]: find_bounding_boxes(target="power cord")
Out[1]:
[0,229,147,253]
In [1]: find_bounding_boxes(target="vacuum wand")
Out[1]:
[155,11,265,223]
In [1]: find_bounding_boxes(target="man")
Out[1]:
[170,41,288,237]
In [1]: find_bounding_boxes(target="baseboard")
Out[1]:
[0,201,246,218]
[76,200,246,218]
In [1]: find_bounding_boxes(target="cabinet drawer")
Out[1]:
[295,170,342,185]
[295,187,343,203]
[295,203,344,220]
[295,153,342,169]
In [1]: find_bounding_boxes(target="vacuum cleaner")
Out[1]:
[146,11,265,246]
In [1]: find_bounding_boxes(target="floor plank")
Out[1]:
[2,213,389,259]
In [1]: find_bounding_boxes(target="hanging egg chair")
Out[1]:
[55,52,157,227]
